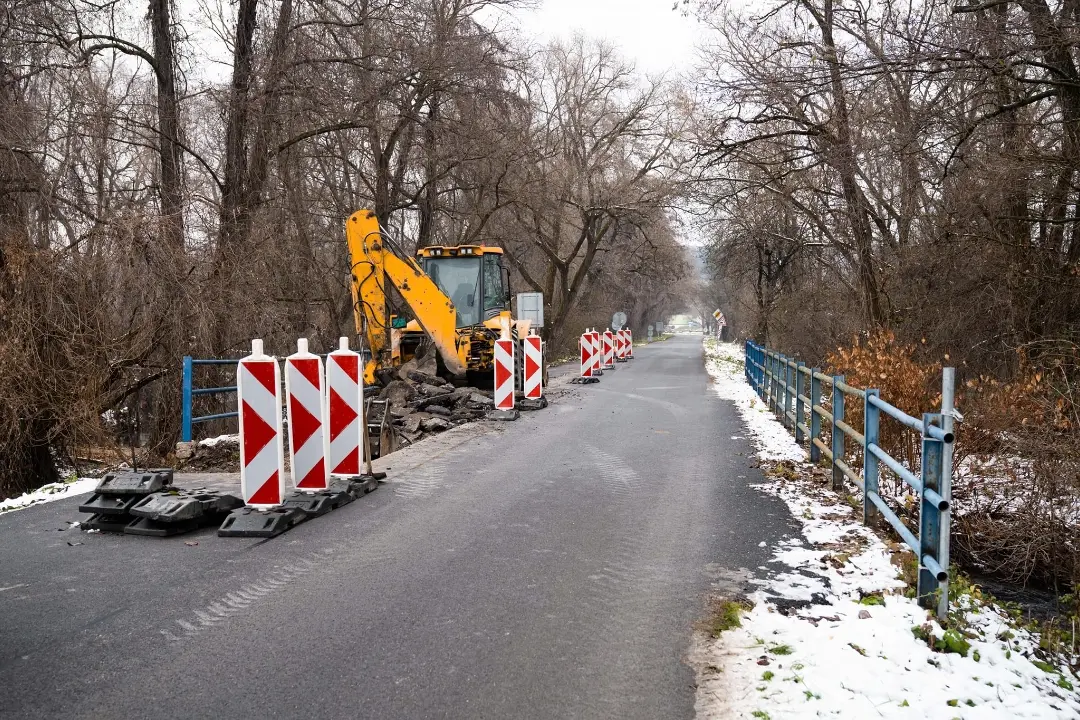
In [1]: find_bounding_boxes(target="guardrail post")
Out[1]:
[863,389,880,524]
[181,355,194,443]
[809,369,822,462]
[937,367,955,620]
[831,374,845,491]
[794,362,805,444]
[919,413,945,612]
[744,341,750,386]
[784,359,794,430]
[777,354,786,425]
[767,352,775,412]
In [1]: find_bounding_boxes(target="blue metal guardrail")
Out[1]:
[181,357,243,443]
[744,340,957,618]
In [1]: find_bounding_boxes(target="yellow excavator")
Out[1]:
[346,208,542,390]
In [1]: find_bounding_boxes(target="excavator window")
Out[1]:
[421,256,482,327]
[482,253,506,317]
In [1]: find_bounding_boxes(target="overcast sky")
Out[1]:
[508,0,705,75]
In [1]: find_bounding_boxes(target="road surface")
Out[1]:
[0,335,799,719]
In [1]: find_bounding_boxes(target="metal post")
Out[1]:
[831,375,845,491]
[794,362,805,444]
[783,357,793,430]
[766,352,775,411]
[810,369,822,462]
[937,368,955,620]
[919,413,945,612]
[863,389,880,524]
[181,356,194,443]
[744,341,750,385]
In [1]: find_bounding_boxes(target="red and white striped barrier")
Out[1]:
[602,329,615,368]
[494,337,515,410]
[237,339,286,508]
[285,339,329,492]
[590,330,602,375]
[579,332,595,379]
[614,329,626,361]
[625,329,634,358]
[523,331,543,399]
[327,337,364,477]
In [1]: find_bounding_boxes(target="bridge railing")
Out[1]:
[181,357,243,443]
[744,340,956,618]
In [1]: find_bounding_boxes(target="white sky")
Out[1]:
[509,0,706,76]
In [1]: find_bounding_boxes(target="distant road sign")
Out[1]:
[612,311,627,330]
[517,293,544,327]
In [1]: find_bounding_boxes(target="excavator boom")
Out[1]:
[346,210,467,379]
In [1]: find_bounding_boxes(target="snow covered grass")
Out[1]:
[697,339,1080,719]
[0,476,98,515]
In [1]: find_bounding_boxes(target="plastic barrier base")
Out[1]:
[615,357,628,363]
[281,487,354,518]
[486,408,520,421]
[82,513,134,533]
[78,493,140,516]
[217,507,306,538]
[518,397,548,411]
[130,490,243,522]
[570,377,600,384]
[95,469,174,496]
[124,516,206,537]
[336,475,379,496]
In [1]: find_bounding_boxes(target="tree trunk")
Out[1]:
[812,0,884,327]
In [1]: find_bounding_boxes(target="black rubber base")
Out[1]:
[334,476,380,495]
[95,469,174,496]
[218,507,306,538]
[570,377,600,384]
[486,408,520,421]
[518,397,548,411]
[79,493,140,516]
[82,514,134,533]
[125,516,206,537]
[281,487,354,517]
[130,490,243,522]
[615,358,628,363]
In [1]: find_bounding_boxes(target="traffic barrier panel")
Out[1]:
[590,330,603,376]
[573,332,599,384]
[327,337,364,477]
[626,329,634,358]
[602,329,615,368]
[523,331,543,399]
[579,333,594,378]
[285,338,330,492]
[237,339,286,508]
[494,337,515,410]
[615,329,628,362]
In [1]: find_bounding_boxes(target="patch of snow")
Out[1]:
[199,434,239,448]
[0,478,98,515]
[705,340,805,463]
[697,339,1080,719]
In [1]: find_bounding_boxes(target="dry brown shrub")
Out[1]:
[823,331,1080,589]
[826,330,940,491]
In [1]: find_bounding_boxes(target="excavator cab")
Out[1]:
[417,247,510,327]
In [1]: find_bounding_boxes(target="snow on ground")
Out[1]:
[696,339,1080,719]
[198,433,239,447]
[0,477,99,515]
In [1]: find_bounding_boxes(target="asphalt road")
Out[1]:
[0,335,798,719]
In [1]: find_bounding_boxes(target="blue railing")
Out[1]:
[181,356,242,442]
[744,340,957,618]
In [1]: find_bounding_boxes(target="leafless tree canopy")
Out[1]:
[0,0,694,495]
[689,0,1080,588]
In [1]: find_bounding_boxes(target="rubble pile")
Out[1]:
[380,366,497,445]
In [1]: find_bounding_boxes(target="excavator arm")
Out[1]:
[346,210,467,381]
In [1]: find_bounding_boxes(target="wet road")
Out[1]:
[0,335,797,719]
